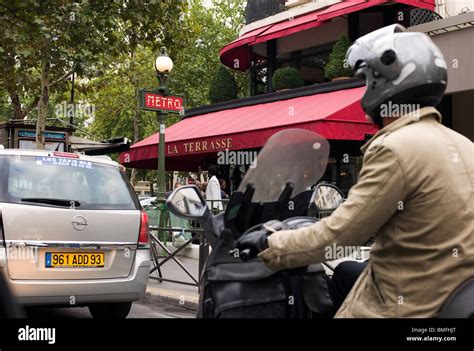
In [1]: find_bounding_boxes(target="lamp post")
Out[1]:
[154,47,174,200]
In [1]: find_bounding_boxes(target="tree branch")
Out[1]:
[24,96,40,116]
[0,4,35,26]
[50,68,75,87]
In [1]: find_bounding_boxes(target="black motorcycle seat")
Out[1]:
[207,260,275,281]
[438,277,474,318]
[207,261,326,282]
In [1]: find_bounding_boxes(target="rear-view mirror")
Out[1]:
[166,185,207,219]
[314,184,344,211]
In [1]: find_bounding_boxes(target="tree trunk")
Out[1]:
[8,90,25,120]
[36,59,50,150]
[7,90,40,121]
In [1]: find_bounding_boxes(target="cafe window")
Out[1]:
[276,42,334,85]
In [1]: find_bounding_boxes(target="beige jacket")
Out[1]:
[260,107,474,317]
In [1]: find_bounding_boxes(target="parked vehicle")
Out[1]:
[0,271,23,318]
[167,129,474,318]
[0,150,151,319]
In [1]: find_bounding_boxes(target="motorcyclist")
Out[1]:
[236,24,474,317]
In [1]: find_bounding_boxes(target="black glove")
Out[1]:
[235,229,269,261]
[235,220,288,261]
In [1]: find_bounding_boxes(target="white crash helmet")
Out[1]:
[346,24,448,125]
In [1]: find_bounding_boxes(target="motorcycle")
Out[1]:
[166,129,474,318]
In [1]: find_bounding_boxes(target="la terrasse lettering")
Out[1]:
[145,93,183,111]
[167,138,233,155]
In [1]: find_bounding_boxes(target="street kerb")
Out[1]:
[144,284,199,311]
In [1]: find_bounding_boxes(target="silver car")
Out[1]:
[0,149,151,318]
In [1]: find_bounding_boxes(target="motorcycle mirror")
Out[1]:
[166,185,208,219]
[313,183,344,211]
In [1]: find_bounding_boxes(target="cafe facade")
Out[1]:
[120,79,377,194]
[120,0,472,194]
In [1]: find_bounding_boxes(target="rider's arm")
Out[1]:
[259,143,407,270]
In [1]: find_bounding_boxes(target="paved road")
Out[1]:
[23,256,200,319]
[24,299,196,319]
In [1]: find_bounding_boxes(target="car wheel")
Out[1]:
[88,302,133,319]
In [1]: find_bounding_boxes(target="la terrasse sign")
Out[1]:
[138,89,184,114]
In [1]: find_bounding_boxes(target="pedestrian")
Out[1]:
[205,165,222,211]
[219,178,229,199]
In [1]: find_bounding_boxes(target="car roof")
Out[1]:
[0,149,119,167]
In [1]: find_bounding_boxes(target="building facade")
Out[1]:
[222,0,439,95]
[123,0,473,195]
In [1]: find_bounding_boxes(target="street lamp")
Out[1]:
[155,47,173,201]
[155,47,174,73]
[155,47,173,94]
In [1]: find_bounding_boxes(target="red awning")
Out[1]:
[220,0,435,71]
[120,85,378,170]
[253,0,374,45]
[220,24,273,70]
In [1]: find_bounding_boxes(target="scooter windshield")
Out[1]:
[238,129,330,202]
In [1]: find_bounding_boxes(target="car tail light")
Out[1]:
[138,211,150,249]
[53,151,80,158]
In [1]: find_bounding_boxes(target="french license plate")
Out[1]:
[45,252,104,268]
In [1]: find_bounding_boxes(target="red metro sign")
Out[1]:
[138,89,184,114]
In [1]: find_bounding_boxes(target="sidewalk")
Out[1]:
[144,256,200,312]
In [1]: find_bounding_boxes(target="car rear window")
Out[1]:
[0,155,137,210]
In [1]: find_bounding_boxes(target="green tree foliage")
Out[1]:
[168,0,247,108]
[0,90,13,123]
[0,0,246,183]
[85,47,166,183]
[87,0,246,147]
[272,67,304,91]
[324,35,353,80]
[209,66,238,103]
[88,0,245,151]
[0,0,186,148]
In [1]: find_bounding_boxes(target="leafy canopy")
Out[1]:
[209,66,238,103]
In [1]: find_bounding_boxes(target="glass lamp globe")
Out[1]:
[155,50,173,74]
